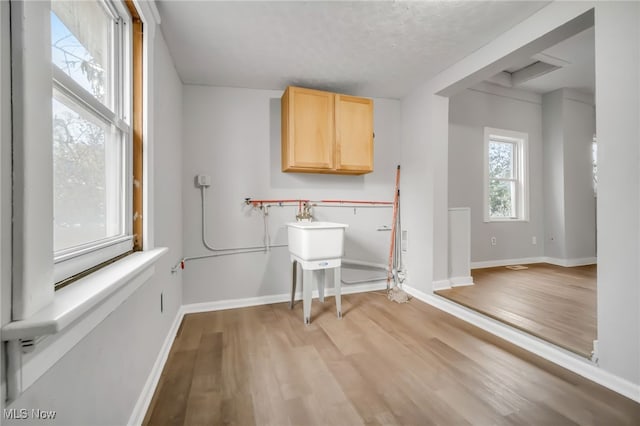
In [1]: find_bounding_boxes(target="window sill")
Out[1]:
[2,247,167,341]
[483,218,530,223]
[3,248,167,401]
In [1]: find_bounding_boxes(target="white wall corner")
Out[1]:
[562,88,595,106]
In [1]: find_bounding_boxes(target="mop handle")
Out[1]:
[387,165,401,285]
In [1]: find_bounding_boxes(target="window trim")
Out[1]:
[483,127,529,223]
[51,0,136,284]
[126,0,144,251]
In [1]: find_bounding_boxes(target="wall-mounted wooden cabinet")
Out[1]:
[281,86,373,174]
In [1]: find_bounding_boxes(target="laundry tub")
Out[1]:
[287,222,348,324]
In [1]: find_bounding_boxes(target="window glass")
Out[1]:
[489,179,516,218]
[51,1,112,107]
[488,141,514,179]
[52,92,123,252]
[488,140,517,218]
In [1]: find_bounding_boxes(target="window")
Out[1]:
[51,0,134,285]
[484,127,529,222]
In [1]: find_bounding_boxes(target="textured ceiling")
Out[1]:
[157,1,550,99]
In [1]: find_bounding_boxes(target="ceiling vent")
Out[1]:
[487,53,570,89]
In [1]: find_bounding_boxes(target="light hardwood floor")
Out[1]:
[143,290,639,425]
[436,263,596,357]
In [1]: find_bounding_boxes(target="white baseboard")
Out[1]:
[128,306,185,426]
[450,276,474,287]
[470,257,544,269]
[182,281,387,314]
[542,256,597,267]
[471,256,597,269]
[404,285,640,403]
[432,279,452,291]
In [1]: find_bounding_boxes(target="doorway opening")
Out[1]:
[440,21,597,358]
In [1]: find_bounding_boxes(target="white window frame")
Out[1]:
[483,127,529,222]
[51,0,134,284]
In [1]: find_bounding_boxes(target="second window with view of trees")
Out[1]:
[484,127,529,222]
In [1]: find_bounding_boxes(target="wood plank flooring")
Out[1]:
[436,263,596,357]
[143,290,639,425]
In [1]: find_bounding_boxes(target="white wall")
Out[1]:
[3,30,184,425]
[1,0,11,406]
[400,87,449,291]
[181,86,401,304]
[542,89,566,258]
[543,89,596,261]
[594,1,640,385]
[448,85,544,263]
[562,92,596,260]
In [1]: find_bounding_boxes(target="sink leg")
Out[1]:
[318,269,325,303]
[303,269,312,325]
[290,261,297,309]
[335,267,342,319]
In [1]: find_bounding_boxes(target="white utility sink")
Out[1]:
[286,221,348,324]
[287,221,348,262]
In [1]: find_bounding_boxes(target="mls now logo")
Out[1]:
[3,409,28,420]
[4,408,57,420]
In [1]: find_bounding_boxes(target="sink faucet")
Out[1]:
[296,202,313,222]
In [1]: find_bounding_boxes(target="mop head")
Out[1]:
[388,286,411,304]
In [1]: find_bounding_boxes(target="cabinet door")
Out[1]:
[283,87,335,171]
[335,94,373,173]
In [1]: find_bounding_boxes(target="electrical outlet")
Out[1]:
[532,236,537,245]
[491,236,497,246]
[402,230,408,252]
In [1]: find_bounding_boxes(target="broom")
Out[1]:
[387,166,410,303]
